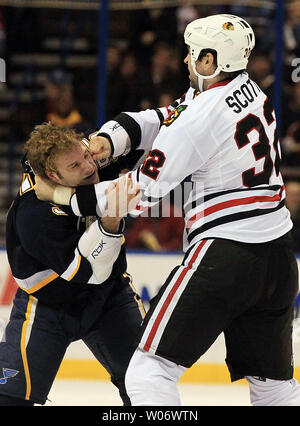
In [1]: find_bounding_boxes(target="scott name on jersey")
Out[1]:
[225,77,261,114]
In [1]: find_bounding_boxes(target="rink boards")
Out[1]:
[0,248,300,383]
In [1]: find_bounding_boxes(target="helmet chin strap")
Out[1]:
[191,57,221,92]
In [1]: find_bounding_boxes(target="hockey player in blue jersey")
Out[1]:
[0,122,142,406]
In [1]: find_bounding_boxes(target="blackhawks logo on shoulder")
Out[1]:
[163,105,188,127]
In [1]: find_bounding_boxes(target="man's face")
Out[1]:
[48,143,99,187]
[184,48,216,90]
[184,51,199,90]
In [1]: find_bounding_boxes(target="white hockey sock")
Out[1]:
[125,348,187,406]
[246,376,300,406]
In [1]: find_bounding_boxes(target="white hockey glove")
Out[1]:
[78,218,124,284]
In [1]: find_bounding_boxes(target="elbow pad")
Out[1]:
[78,219,124,284]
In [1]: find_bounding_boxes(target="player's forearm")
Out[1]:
[70,172,142,219]
[34,176,75,205]
[93,88,195,162]
[70,181,110,217]
[97,107,171,158]
[101,216,122,234]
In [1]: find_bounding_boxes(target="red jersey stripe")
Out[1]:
[143,239,208,352]
[186,186,285,232]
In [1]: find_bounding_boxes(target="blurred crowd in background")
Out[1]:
[1,1,300,252]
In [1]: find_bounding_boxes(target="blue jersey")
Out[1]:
[5,150,127,305]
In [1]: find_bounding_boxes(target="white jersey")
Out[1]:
[72,73,292,252]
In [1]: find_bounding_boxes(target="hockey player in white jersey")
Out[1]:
[34,14,300,406]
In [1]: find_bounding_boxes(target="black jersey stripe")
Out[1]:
[114,113,142,151]
[203,184,283,203]
[155,108,165,127]
[75,184,98,217]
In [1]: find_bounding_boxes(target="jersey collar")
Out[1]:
[207,79,233,90]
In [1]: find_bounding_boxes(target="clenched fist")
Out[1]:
[89,136,112,161]
[34,176,74,205]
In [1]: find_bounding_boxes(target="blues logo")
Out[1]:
[0,368,19,384]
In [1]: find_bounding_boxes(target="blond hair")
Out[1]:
[25,122,83,178]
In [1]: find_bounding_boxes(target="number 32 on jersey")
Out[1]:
[234,96,280,188]
[141,97,280,188]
